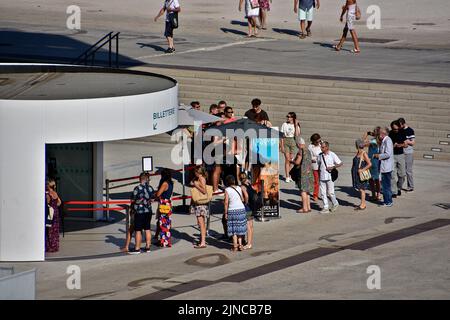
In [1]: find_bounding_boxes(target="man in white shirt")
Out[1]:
[317,141,343,213]
[154,0,181,53]
[374,127,394,207]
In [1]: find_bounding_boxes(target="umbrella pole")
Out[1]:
[182,135,186,208]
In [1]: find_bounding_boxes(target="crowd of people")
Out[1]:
[155,0,362,54]
[113,96,415,255]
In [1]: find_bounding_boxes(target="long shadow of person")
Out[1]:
[136,42,166,52]
[220,28,248,36]
[272,28,300,37]
[230,20,248,27]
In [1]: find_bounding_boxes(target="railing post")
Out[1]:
[105,179,110,221]
[115,33,119,68]
[108,33,112,67]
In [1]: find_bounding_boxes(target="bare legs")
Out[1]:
[212,165,222,192]
[297,191,311,213]
[259,9,267,29]
[284,152,293,180]
[232,235,244,251]
[359,189,367,209]
[244,218,253,249]
[166,36,174,50]
[335,25,360,52]
[247,17,258,36]
[196,216,207,247]
[369,179,381,200]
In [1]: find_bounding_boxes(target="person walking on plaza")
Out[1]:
[398,117,415,192]
[224,175,249,251]
[258,0,272,30]
[292,137,314,213]
[294,0,320,39]
[374,127,394,207]
[351,139,372,210]
[281,112,300,182]
[245,98,270,123]
[389,120,407,198]
[190,167,210,249]
[364,128,382,201]
[239,0,260,37]
[154,168,174,247]
[45,178,62,253]
[154,0,181,54]
[128,173,154,254]
[308,133,322,201]
[317,141,343,213]
[333,0,361,53]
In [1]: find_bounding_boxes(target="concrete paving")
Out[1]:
[1,0,450,83]
[1,137,449,299]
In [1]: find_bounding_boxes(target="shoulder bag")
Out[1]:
[321,153,339,182]
[250,0,260,9]
[166,0,179,28]
[191,184,213,205]
[358,152,371,182]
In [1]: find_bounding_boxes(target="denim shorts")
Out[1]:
[164,20,174,38]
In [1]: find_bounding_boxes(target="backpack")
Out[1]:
[244,183,263,211]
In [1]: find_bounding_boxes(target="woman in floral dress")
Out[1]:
[292,137,314,213]
[258,0,272,30]
[154,168,174,247]
[45,178,62,253]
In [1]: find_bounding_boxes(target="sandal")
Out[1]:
[243,244,253,250]
[351,48,361,54]
[306,29,311,37]
[194,244,207,249]
[333,45,341,51]
[299,34,306,39]
[230,246,238,252]
[238,245,244,251]
[354,206,366,211]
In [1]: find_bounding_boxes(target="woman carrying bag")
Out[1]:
[190,167,213,249]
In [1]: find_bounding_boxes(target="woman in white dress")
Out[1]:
[333,0,361,53]
[239,0,260,37]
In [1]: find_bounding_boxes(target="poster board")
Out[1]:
[250,136,280,219]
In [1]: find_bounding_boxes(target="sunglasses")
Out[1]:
[226,111,234,114]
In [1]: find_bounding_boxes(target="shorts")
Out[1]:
[134,212,152,231]
[164,20,174,38]
[298,7,314,21]
[190,204,209,217]
[283,137,297,154]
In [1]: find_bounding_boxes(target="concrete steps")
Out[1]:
[134,66,450,162]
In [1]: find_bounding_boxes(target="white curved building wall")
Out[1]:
[0,85,178,261]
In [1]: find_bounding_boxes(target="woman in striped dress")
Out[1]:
[224,175,248,251]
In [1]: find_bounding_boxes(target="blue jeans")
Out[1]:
[381,171,393,205]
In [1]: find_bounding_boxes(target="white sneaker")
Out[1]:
[285,177,292,183]
[320,208,330,214]
[330,204,339,212]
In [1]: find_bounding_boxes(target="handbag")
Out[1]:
[191,185,213,205]
[46,204,55,227]
[355,3,362,20]
[321,153,339,182]
[358,152,371,182]
[249,0,260,9]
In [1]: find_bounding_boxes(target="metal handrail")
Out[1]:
[72,31,120,68]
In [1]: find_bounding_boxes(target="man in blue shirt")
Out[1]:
[294,0,320,39]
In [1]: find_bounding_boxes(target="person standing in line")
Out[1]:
[154,168,174,247]
[292,137,314,213]
[351,139,372,210]
[294,0,320,39]
[224,175,249,251]
[45,178,62,253]
[258,0,272,30]
[398,117,415,192]
[128,173,154,254]
[317,141,343,213]
[280,112,299,182]
[374,127,394,207]
[154,0,181,54]
[239,172,256,250]
[308,133,322,201]
[333,0,361,53]
[209,104,219,115]
[217,100,227,113]
[245,98,270,123]
[239,0,260,37]
[364,127,382,201]
[389,120,407,198]
[190,101,201,110]
[190,167,210,249]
